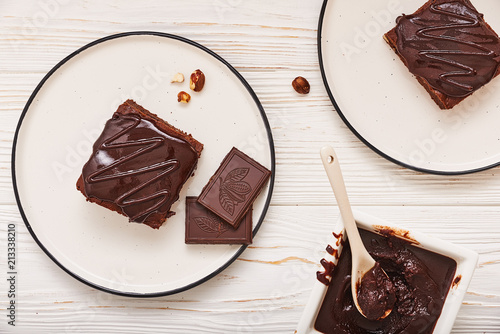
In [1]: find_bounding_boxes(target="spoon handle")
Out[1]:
[320,146,372,265]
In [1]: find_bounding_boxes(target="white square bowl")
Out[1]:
[296,210,478,334]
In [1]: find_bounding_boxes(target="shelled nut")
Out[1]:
[177,91,191,103]
[292,76,310,94]
[171,73,185,83]
[190,69,205,92]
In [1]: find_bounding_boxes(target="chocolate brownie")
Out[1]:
[76,99,203,229]
[384,0,500,109]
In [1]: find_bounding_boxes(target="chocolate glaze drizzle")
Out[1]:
[82,113,198,223]
[395,0,500,97]
[316,231,344,285]
[317,259,335,286]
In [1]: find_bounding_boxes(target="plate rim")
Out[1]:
[11,31,276,297]
[317,0,500,175]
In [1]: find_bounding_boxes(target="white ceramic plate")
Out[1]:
[12,32,275,296]
[319,0,500,174]
[296,210,478,334]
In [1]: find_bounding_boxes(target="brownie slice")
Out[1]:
[384,0,500,109]
[76,99,203,229]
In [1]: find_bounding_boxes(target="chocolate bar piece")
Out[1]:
[197,147,271,228]
[185,197,252,244]
[76,99,203,229]
[384,0,500,109]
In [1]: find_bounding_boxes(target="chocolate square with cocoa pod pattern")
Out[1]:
[197,147,270,228]
[185,197,252,244]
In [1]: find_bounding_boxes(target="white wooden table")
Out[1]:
[1,0,499,333]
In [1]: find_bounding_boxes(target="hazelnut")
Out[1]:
[171,73,184,83]
[190,69,205,92]
[292,76,310,94]
[177,91,191,103]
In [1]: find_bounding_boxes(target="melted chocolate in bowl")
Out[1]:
[314,229,457,334]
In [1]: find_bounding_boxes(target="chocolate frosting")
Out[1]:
[82,113,198,223]
[395,0,500,97]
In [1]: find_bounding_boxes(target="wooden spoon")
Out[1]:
[320,146,395,320]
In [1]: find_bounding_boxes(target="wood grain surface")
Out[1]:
[1,0,499,333]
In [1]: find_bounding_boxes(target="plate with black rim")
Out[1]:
[12,31,275,297]
[318,0,500,174]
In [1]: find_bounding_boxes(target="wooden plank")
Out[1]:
[1,205,499,333]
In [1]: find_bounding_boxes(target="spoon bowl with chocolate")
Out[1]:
[320,146,395,321]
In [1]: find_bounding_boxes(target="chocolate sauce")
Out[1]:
[316,232,345,286]
[314,229,456,334]
[317,258,335,286]
[325,244,335,256]
[395,0,500,97]
[356,262,396,321]
[452,274,462,288]
[82,112,198,223]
